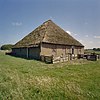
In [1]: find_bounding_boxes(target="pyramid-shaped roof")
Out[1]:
[13,20,84,48]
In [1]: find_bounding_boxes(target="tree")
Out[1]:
[93,48,100,51]
[93,48,96,51]
[1,44,13,50]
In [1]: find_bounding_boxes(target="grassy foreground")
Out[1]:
[0,51,100,100]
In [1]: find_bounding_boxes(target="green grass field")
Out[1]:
[84,49,100,54]
[0,51,100,100]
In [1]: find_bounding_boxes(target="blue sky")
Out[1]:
[0,0,100,49]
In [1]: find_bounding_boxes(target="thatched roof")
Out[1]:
[13,20,84,48]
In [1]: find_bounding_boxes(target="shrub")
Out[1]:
[1,44,13,50]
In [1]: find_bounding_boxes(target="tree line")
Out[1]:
[93,48,100,51]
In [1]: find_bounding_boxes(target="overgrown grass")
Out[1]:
[0,51,100,100]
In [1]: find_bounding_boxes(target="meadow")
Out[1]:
[84,49,100,55]
[0,51,100,100]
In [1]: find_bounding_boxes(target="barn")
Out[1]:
[12,20,84,63]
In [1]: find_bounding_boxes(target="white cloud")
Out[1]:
[94,36,100,39]
[83,39,100,49]
[66,31,78,36]
[74,33,77,36]
[89,41,93,44]
[85,35,88,37]
[66,31,71,35]
[98,41,100,44]
[12,22,22,26]
[79,39,83,42]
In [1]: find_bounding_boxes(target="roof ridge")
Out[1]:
[43,19,53,24]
